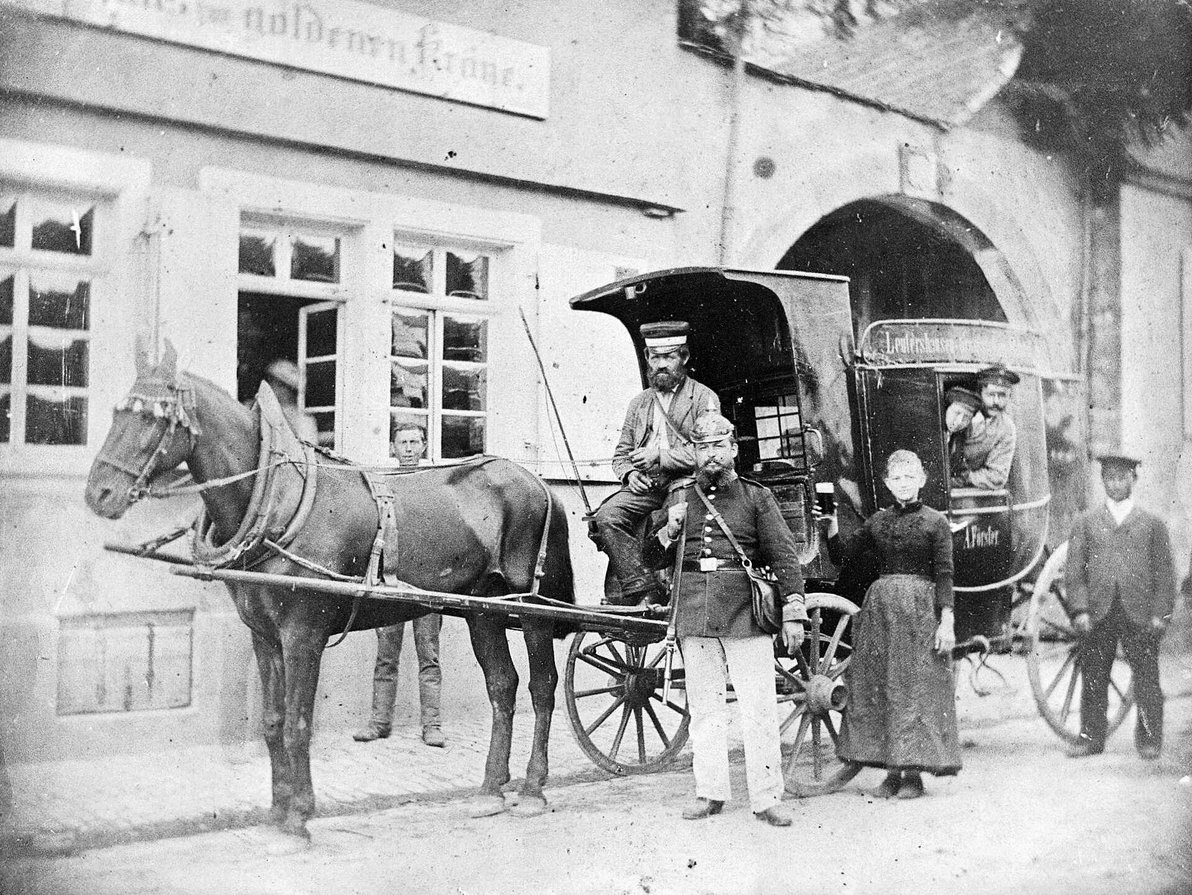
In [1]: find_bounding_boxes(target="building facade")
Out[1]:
[0,0,1187,763]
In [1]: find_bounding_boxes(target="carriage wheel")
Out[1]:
[564,630,690,775]
[781,593,860,794]
[1026,542,1134,745]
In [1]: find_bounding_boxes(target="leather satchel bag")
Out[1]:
[694,484,783,635]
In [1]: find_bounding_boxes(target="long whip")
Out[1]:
[518,306,593,516]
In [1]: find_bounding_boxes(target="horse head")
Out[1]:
[85,337,200,519]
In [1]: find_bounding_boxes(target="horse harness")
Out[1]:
[112,378,558,646]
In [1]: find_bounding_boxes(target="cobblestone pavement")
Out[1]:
[2,646,1189,859]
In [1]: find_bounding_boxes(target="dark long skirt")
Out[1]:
[837,574,961,775]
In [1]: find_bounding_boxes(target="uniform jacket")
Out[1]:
[1065,503,1176,627]
[610,376,720,485]
[644,476,807,639]
[960,412,1016,489]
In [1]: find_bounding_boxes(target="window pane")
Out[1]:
[27,331,89,386]
[390,359,428,409]
[391,309,429,359]
[304,359,336,407]
[393,244,432,293]
[446,251,489,300]
[389,412,428,459]
[0,198,14,248]
[443,316,487,362]
[305,309,337,357]
[0,391,9,442]
[442,365,486,411]
[311,411,335,449]
[31,202,93,255]
[29,275,90,329]
[291,235,339,283]
[26,392,87,444]
[441,415,485,458]
[0,334,10,385]
[239,230,276,276]
[0,274,12,325]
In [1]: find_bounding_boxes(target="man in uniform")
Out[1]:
[944,385,981,487]
[1065,452,1176,759]
[592,321,720,606]
[955,364,1019,489]
[353,423,446,747]
[645,412,808,825]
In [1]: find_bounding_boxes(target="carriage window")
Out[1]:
[390,240,493,461]
[0,187,100,447]
[753,396,803,461]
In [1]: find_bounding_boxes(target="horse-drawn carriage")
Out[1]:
[86,266,1129,850]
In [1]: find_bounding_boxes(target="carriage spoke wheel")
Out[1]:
[1026,542,1134,745]
[781,593,860,795]
[564,630,690,775]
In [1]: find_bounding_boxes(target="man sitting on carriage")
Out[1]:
[952,364,1019,490]
[592,320,720,607]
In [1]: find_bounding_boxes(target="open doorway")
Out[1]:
[237,291,339,447]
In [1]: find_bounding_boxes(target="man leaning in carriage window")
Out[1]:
[353,422,446,748]
[952,365,1019,490]
[591,321,720,607]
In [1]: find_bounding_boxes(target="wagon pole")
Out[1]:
[518,306,593,517]
[170,565,668,637]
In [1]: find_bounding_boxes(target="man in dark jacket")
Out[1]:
[592,321,720,605]
[1065,452,1176,759]
[645,412,807,826]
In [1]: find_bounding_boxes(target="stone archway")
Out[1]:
[778,196,1037,338]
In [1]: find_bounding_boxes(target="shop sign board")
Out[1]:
[9,0,551,119]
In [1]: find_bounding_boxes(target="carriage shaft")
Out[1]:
[169,565,668,636]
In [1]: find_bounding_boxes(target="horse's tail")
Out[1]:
[541,487,577,637]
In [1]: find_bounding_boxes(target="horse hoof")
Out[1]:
[509,795,548,818]
[261,827,311,856]
[468,794,509,818]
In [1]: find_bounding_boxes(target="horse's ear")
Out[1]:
[161,339,178,380]
[134,334,151,376]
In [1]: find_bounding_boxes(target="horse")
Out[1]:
[84,341,575,851]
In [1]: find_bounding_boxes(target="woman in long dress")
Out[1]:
[821,449,960,799]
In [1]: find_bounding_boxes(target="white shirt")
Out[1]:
[647,388,675,453]
[1106,496,1134,527]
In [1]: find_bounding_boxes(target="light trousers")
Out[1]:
[681,634,783,813]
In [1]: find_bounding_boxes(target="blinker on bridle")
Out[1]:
[95,381,202,504]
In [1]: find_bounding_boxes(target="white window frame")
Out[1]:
[0,140,150,477]
[201,168,541,466]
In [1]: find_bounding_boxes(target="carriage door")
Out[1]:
[855,366,948,512]
[298,301,342,449]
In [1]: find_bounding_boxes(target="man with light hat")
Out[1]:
[643,410,807,825]
[1065,451,1175,759]
[955,364,1019,489]
[593,320,720,606]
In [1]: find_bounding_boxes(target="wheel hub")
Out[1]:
[623,671,658,707]
[805,674,848,715]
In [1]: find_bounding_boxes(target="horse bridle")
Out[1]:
[94,383,201,505]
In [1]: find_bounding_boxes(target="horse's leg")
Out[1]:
[510,618,558,818]
[250,632,291,826]
[275,627,327,845]
[466,613,518,818]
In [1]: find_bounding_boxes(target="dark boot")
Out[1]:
[353,680,397,742]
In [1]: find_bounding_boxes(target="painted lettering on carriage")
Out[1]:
[13,0,550,118]
[859,321,1045,370]
[962,524,1000,550]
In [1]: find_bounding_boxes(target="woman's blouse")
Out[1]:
[830,501,954,609]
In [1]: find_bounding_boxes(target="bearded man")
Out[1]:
[592,321,719,606]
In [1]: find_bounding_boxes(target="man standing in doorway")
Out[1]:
[1065,452,1176,760]
[353,423,446,747]
[593,321,720,606]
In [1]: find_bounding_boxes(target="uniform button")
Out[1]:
[705,514,714,520]
[704,526,711,532]
[704,537,712,543]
